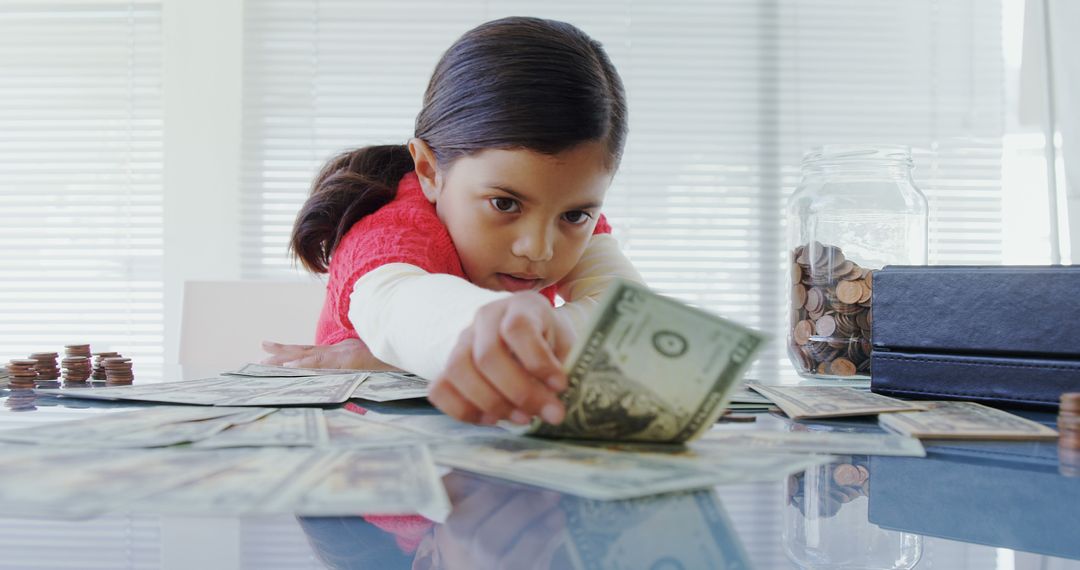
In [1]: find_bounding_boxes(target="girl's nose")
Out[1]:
[511,223,554,262]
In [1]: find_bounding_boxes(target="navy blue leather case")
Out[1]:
[870,265,1080,410]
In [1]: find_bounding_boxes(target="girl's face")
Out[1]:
[412,140,612,293]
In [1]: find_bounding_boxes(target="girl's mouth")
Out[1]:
[496,273,543,292]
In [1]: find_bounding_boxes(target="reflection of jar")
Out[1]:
[787,145,928,380]
[784,458,922,570]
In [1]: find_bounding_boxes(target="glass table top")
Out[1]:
[0,384,1077,570]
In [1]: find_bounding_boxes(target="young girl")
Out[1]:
[264,16,644,428]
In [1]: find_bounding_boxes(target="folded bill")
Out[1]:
[747,382,926,419]
[351,372,430,402]
[878,401,1059,440]
[529,279,767,444]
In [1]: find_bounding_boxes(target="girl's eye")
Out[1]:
[490,197,520,213]
[563,210,593,225]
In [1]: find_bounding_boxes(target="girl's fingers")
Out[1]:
[499,309,567,392]
[429,378,483,423]
[445,334,516,422]
[472,314,555,415]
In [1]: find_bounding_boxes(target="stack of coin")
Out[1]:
[61,356,92,383]
[64,343,92,359]
[29,352,60,380]
[789,241,874,377]
[6,359,39,389]
[1059,393,1080,477]
[92,351,120,380]
[103,357,134,385]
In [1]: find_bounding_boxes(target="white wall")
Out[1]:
[162,0,245,371]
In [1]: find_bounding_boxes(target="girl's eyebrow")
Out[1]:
[488,184,601,211]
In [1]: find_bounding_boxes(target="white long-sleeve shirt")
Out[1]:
[348,233,644,380]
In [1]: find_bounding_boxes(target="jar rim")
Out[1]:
[802,144,913,168]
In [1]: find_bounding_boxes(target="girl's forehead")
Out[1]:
[448,142,612,205]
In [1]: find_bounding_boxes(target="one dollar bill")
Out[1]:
[529,279,766,443]
[878,401,1059,440]
[747,382,926,419]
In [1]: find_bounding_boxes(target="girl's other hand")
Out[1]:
[260,338,398,371]
[429,292,573,426]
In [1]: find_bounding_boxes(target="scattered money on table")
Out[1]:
[37,373,367,406]
[0,444,449,518]
[692,429,926,457]
[747,382,926,419]
[529,279,767,444]
[878,401,1059,440]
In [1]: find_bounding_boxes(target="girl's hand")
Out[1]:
[260,338,398,371]
[429,292,573,426]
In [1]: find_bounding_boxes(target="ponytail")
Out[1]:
[290,145,414,273]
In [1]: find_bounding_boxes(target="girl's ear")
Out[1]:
[407,138,442,204]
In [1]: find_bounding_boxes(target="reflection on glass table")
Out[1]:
[299,470,752,570]
[870,437,1080,561]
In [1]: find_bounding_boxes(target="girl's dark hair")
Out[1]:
[290,16,628,273]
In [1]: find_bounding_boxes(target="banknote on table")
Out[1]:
[528,279,766,444]
[0,406,273,448]
[224,363,364,377]
[878,401,1060,440]
[351,371,430,402]
[747,382,926,419]
[692,429,926,457]
[432,436,740,500]
[560,489,752,570]
[324,409,436,448]
[192,408,329,448]
[37,373,367,406]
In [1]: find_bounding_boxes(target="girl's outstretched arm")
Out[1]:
[554,233,646,331]
[349,264,568,424]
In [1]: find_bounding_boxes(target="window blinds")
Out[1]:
[0,0,164,378]
[240,0,1004,378]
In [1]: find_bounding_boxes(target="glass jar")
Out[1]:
[786,145,928,380]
